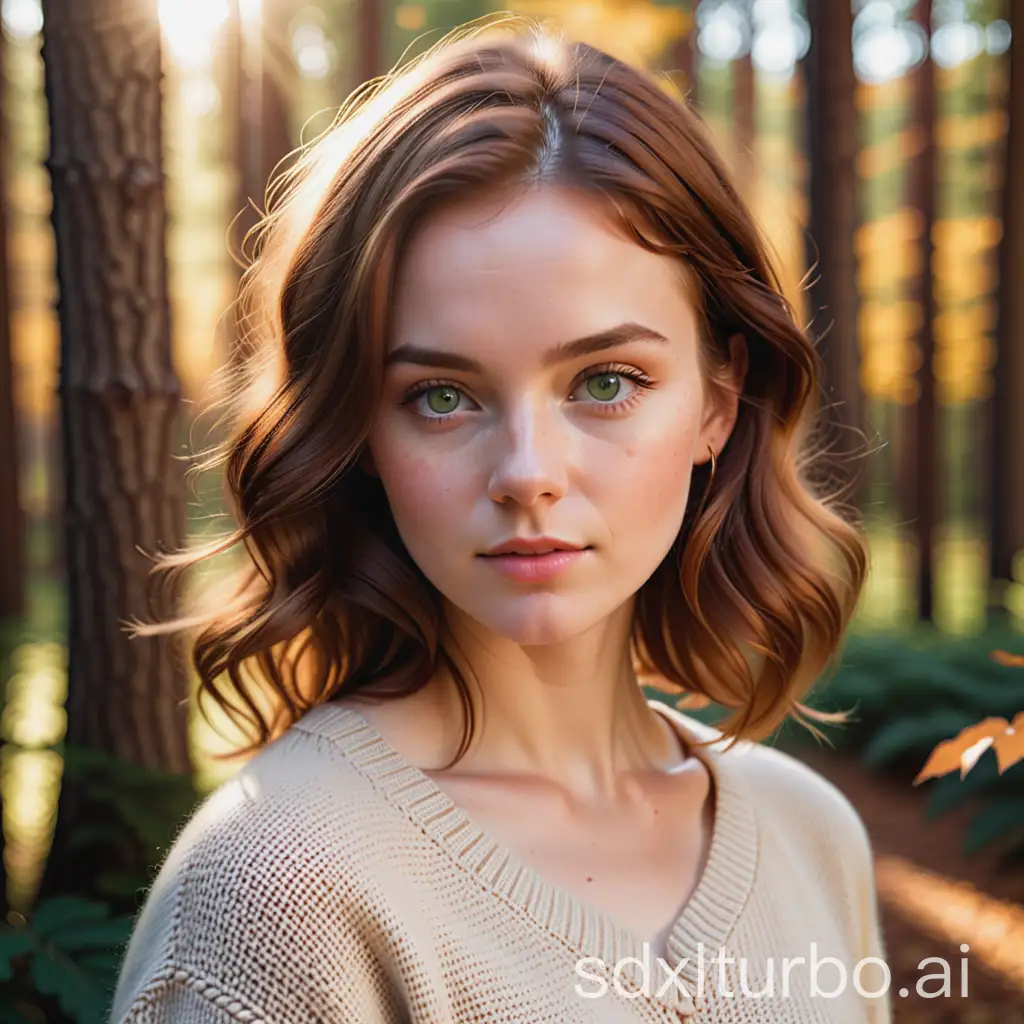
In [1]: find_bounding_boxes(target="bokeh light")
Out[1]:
[158,0,231,70]
[1,0,41,39]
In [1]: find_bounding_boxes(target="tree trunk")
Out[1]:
[733,51,755,188]
[231,0,295,301]
[37,0,194,906]
[0,26,25,621]
[902,1,938,621]
[672,2,698,107]
[357,0,382,87]
[991,3,1024,587]
[804,0,863,495]
[0,22,19,925]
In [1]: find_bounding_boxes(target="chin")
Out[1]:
[465,592,611,648]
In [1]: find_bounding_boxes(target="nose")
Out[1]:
[486,397,570,507]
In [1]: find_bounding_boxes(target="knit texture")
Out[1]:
[109,700,893,1023]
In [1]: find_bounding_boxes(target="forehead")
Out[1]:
[388,186,698,357]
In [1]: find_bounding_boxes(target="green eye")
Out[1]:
[585,373,622,402]
[426,385,460,414]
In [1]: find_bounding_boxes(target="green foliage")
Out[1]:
[0,735,197,905]
[0,898,135,1024]
[964,798,1024,856]
[859,708,988,768]
[656,628,1024,862]
[0,743,198,1021]
[60,743,197,861]
[812,630,1024,731]
[807,629,1024,861]
[923,752,1024,817]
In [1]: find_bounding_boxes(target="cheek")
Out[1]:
[367,434,467,550]
[603,414,700,532]
[628,451,694,539]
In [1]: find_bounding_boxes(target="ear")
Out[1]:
[697,333,748,464]
[357,445,380,478]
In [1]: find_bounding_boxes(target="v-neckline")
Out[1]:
[293,697,760,1015]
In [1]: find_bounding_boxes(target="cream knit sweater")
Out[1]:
[109,699,893,1023]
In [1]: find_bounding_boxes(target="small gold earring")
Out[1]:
[706,444,717,486]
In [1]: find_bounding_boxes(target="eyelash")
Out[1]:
[399,363,657,425]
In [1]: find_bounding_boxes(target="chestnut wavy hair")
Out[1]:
[136,16,868,766]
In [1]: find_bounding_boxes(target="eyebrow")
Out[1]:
[384,321,670,373]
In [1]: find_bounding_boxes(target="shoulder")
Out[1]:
[110,715,398,1021]
[667,706,875,871]
[174,710,395,877]
[135,708,401,907]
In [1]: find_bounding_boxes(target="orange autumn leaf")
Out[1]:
[914,713,1024,785]
[991,650,1024,668]
[995,711,1024,773]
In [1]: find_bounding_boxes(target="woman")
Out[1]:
[111,18,891,1023]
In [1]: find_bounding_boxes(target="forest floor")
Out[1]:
[791,746,1024,1023]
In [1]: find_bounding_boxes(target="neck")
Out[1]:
[417,599,687,802]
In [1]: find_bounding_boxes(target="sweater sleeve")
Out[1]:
[114,969,399,1024]
[114,974,267,1024]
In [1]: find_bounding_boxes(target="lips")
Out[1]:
[501,548,561,556]
[480,537,589,557]
[477,545,591,582]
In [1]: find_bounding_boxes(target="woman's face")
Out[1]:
[366,186,743,647]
